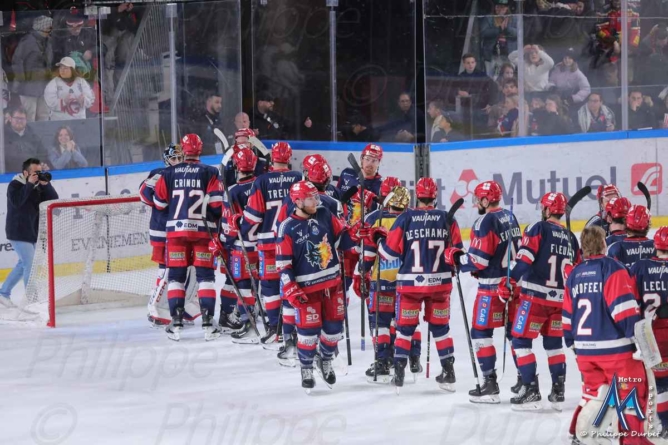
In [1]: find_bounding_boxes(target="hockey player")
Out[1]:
[444,180,521,403]
[631,227,668,437]
[604,197,631,246]
[607,205,655,267]
[498,192,580,410]
[585,184,621,234]
[276,181,354,391]
[564,226,651,445]
[302,154,340,200]
[376,177,463,391]
[153,133,224,341]
[336,143,383,197]
[216,147,261,342]
[222,129,269,187]
[244,141,302,347]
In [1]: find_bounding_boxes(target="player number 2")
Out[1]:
[410,240,445,273]
[173,189,204,219]
[576,299,592,336]
[642,293,661,319]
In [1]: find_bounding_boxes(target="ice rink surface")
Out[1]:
[1,265,586,445]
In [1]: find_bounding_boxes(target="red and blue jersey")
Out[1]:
[336,168,382,196]
[325,184,341,200]
[459,208,521,294]
[607,237,656,268]
[606,229,627,247]
[378,206,463,294]
[153,161,223,240]
[585,212,609,235]
[276,191,343,227]
[563,255,641,361]
[243,168,302,251]
[276,207,354,293]
[510,220,581,308]
[362,209,402,293]
[630,257,668,319]
[139,166,168,247]
[222,156,268,188]
[221,177,257,250]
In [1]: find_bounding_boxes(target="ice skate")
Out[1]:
[165,308,184,342]
[0,296,16,309]
[392,361,406,394]
[409,355,422,383]
[511,377,542,411]
[435,357,456,393]
[547,375,565,411]
[231,320,260,344]
[314,353,335,389]
[261,326,283,351]
[332,345,348,376]
[301,367,315,394]
[510,373,522,394]
[365,358,392,384]
[218,311,243,334]
[277,334,297,367]
[201,309,221,341]
[469,370,500,404]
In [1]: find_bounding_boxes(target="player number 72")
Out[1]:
[173,189,204,219]
[410,240,445,273]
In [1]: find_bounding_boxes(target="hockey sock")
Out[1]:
[390,323,397,348]
[430,323,454,365]
[472,328,496,375]
[282,299,296,338]
[167,281,185,315]
[376,312,392,359]
[410,329,422,357]
[297,327,319,368]
[513,337,537,385]
[197,281,216,315]
[543,336,566,383]
[219,289,237,315]
[656,381,668,427]
[394,325,416,365]
[319,320,343,360]
[512,346,518,369]
[262,279,281,327]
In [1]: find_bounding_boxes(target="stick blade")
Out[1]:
[636,181,652,211]
[347,153,364,182]
[447,198,465,224]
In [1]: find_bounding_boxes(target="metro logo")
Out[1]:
[631,163,663,196]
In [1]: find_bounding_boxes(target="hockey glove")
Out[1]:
[208,238,226,259]
[497,277,518,304]
[348,221,368,244]
[359,226,388,247]
[353,272,371,299]
[444,247,465,266]
[226,214,243,239]
[283,281,308,308]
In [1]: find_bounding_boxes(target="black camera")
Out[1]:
[37,171,52,182]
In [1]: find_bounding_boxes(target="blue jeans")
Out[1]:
[0,240,36,299]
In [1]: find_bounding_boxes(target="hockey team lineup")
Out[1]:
[2,131,666,445]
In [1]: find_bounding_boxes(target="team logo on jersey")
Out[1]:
[346,201,363,225]
[632,163,663,195]
[450,169,480,206]
[594,373,645,431]
[305,233,333,270]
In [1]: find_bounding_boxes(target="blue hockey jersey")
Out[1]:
[221,177,257,250]
[630,257,668,319]
[511,220,580,307]
[325,184,341,200]
[379,206,463,294]
[585,213,609,235]
[139,166,168,246]
[336,168,382,196]
[607,237,656,268]
[563,255,641,361]
[606,229,627,247]
[222,155,268,188]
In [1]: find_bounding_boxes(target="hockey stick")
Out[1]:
[566,186,592,264]
[213,128,230,153]
[340,185,359,206]
[446,198,482,391]
[502,197,515,378]
[373,192,394,382]
[636,181,651,211]
[340,249,353,366]
[348,152,367,351]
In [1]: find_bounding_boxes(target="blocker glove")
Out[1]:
[283,281,308,309]
[444,247,465,266]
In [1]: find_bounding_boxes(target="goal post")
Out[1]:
[17,194,156,327]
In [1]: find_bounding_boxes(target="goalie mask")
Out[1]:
[163,143,183,166]
[387,186,410,210]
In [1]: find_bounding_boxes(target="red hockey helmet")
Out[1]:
[234,128,255,141]
[474,181,502,204]
[605,197,631,220]
[654,226,668,251]
[596,184,620,202]
[540,192,567,216]
[289,180,319,204]
[302,154,326,170]
[380,176,402,198]
[361,143,383,161]
[305,161,331,184]
[271,141,292,164]
[232,142,251,155]
[626,205,651,232]
[181,133,202,157]
[416,177,438,200]
[233,147,257,173]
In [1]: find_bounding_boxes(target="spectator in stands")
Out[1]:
[509,44,554,93]
[0,158,58,309]
[577,92,615,133]
[4,108,49,173]
[487,77,518,131]
[2,69,9,113]
[450,54,497,111]
[549,48,591,108]
[432,113,465,142]
[377,92,424,142]
[494,62,516,100]
[252,90,312,140]
[427,99,445,141]
[186,90,224,156]
[47,126,88,169]
[596,63,621,112]
[655,92,668,129]
[628,89,655,130]
[497,94,521,137]
[343,113,376,142]
[530,96,546,114]
[43,57,94,121]
[638,29,668,98]
[530,94,573,136]
[52,8,96,80]
[11,16,54,122]
[480,0,518,77]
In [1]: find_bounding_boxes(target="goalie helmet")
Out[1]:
[380,176,402,198]
[626,205,651,232]
[233,147,257,173]
[271,141,292,164]
[654,226,668,251]
[474,181,502,204]
[416,177,438,200]
[181,133,203,157]
[540,192,567,216]
[289,180,319,203]
[163,143,183,166]
[361,143,383,161]
[605,197,631,220]
[387,186,410,210]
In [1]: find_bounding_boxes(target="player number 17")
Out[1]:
[410,240,445,273]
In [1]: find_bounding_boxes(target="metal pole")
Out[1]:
[0,32,5,173]
[620,0,629,131]
[328,0,338,141]
[516,0,526,136]
[89,6,111,168]
[167,3,178,144]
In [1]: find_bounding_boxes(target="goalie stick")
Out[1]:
[566,186,592,264]
[214,129,269,173]
[636,181,651,211]
[633,318,662,368]
[347,153,368,351]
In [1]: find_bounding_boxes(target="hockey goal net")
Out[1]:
[14,194,155,327]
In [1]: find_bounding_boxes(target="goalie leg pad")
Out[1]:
[575,385,616,445]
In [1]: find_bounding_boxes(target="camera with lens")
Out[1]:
[37,171,52,182]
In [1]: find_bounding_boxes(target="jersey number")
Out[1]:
[643,292,661,319]
[501,241,517,268]
[576,299,592,336]
[410,240,445,273]
[546,255,571,288]
[267,201,282,232]
[173,189,204,219]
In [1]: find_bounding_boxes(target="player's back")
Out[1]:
[631,257,668,317]
[139,166,168,244]
[585,213,608,234]
[607,237,656,267]
[223,177,257,249]
[605,230,626,247]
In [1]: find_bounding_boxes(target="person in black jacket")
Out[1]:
[251,91,312,140]
[4,107,49,173]
[0,158,58,308]
[628,89,655,130]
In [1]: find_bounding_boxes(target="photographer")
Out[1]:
[0,158,58,308]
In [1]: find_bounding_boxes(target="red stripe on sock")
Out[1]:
[476,345,496,359]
